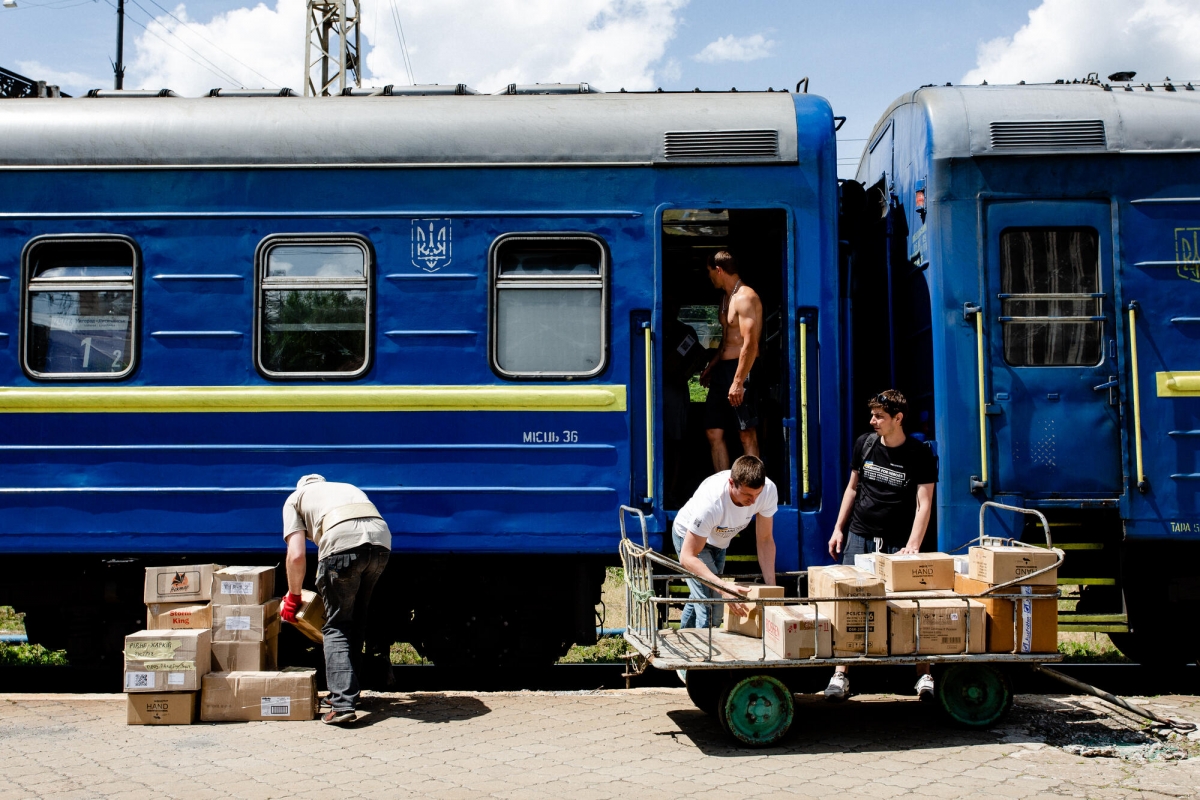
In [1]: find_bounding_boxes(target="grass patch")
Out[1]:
[0,642,68,667]
[390,642,432,665]
[1058,633,1130,663]
[0,606,26,634]
[688,376,708,403]
[559,635,631,664]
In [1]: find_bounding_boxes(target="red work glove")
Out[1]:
[281,592,303,623]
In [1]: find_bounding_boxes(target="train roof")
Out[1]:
[859,82,1200,171]
[0,91,821,169]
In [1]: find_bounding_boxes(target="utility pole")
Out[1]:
[304,0,362,96]
[113,0,125,89]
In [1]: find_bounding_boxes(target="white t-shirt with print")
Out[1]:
[674,471,778,550]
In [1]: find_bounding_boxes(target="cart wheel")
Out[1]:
[937,664,1013,728]
[685,670,729,716]
[717,674,794,746]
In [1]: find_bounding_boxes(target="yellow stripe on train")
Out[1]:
[1157,372,1200,397]
[0,385,628,413]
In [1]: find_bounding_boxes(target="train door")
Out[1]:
[659,209,792,515]
[984,202,1123,498]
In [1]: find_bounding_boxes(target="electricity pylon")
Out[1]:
[304,1,362,96]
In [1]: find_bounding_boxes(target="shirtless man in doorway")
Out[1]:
[699,250,763,472]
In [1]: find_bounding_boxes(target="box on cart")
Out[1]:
[968,546,1058,587]
[722,584,785,638]
[126,692,197,725]
[144,564,221,604]
[146,603,212,631]
[763,605,832,659]
[887,595,987,655]
[200,670,317,722]
[123,629,211,692]
[875,553,956,592]
[289,589,326,643]
[808,566,887,656]
[211,566,276,605]
[212,599,281,643]
[954,574,1058,653]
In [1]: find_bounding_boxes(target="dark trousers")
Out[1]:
[316,543,390,711]
[841,531,903,564]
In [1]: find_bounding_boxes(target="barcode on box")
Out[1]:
[225,616,252,631]
[261,696,291,717]
[943,637,962,644]
[125,672,153,689]
[221,581,254,596]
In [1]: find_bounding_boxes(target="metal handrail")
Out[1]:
[965,303,988,491]
[799,317,810,498]
[644,326,654,502]
[1127,302,1148,491]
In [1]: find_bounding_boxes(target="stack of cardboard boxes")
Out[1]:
[126,564,220,725]
[125,564,317,725]
[714,545,1058,659]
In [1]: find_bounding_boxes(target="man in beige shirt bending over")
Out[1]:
[281,475,391,725]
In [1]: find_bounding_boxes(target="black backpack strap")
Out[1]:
[860,433,879,464]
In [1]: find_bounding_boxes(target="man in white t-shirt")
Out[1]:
[672,455,778,628]
[280,475,392,725]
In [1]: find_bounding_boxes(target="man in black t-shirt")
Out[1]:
[823,390,938,702]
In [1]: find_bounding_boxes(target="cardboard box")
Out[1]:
[763,605,832,659]
[212,599,281,643]
[722,584,785,638]
[200,670,317,722]
[124,629,211,692]
[211,566,276,605]
[887,597,987,655]
[968,546,1059,586]
[211,637,279,672]
[146,603,212,631]
[127,692,197,725]
[808,565,887,656]
[953,555,970,576]
[144,564,220,604]
[876,553,956,592]
[954,574,1058,653]
[290,589,325,643]
[852,553,876,575]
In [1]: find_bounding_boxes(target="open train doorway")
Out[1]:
[660,208,791,512]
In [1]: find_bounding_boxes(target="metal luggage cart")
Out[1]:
[618,503,1066,746]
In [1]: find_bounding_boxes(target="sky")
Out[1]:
[4,0,1200,178]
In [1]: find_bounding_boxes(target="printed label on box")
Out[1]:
[225,616,252,631]
[167,672,185,686]
[221,581,254,596]
[125,639,182,660]
[157,570,201,596]
[144,660,195,671]
[126,672,154,689]
[261,696,291,717]
[1021,586,1034,653]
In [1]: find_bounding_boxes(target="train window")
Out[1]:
[254,236,372,379]
[1000,227,1102,367]
[22,236,138,380]
[490,235,607,378]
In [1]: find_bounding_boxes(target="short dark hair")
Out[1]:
[711,250,739,275]
[868,389,907,419]
[730,455,766,489]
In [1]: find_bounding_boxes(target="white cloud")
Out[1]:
[125,0,688,96]
[963,0,1200,86]
[14,60,104,93]
[692,34,774,64]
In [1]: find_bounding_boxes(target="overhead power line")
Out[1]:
[100,0,242,88]
[389,0,414,85]
[141,0,281,89]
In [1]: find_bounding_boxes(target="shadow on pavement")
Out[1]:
[351,693,492,728]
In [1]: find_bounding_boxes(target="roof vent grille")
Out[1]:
[664,129,779,160]
[990,119,1107,150]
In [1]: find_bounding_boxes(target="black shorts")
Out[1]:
[703,360,759,432]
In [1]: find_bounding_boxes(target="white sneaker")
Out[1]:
[916,673,935,701]
[824,672,850,702]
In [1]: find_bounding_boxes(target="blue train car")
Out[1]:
[0,87,842,669]
[845,80,1200,664]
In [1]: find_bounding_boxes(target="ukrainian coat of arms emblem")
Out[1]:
[412,219,452,272]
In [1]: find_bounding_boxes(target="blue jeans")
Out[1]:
[841,531,902,564]
[316,543,390,711]
[671,527,727,629]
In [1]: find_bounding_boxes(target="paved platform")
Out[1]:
[2,689,1200,799]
